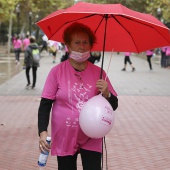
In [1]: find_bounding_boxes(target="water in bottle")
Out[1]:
[38,136,51,167]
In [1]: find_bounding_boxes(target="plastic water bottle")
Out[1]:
[38,136,51,167]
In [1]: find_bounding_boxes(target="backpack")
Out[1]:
[31,48,40,63]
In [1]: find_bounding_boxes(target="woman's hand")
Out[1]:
[96,79,109,98]
[39,131,51,153]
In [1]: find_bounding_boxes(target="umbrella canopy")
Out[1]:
[37,2,170,53]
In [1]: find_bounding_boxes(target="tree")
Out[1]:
[145,0,170,24]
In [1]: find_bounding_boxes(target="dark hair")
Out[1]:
[63,22,96,48]
[29,36,36,43]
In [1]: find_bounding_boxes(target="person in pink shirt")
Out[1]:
[22,34,30,51]
[146,50,154,70]
[38,22,118,169]
[13,35,22,64]
[165,46,170,68]
[121,52,135,72]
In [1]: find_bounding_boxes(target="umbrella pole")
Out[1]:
[100,14,108,79]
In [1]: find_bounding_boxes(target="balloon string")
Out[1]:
[105,49,114,81]
[102,136,108,170]
[102,138,103,169]
[104,136,108,170]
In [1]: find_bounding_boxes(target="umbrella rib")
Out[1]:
[119,15,170,44]
[48,14,100,40]
[111,14,139,52]
[94,15,105,34]
[111,15,170,51]
[100,14,109,79]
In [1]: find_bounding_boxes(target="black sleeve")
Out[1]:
[38,98,54,136]
[108,93,118,111]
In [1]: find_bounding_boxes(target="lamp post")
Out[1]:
[29,12,33,35]
[16,4,20,34]
[35,14,40,40]
[157,7,162,20]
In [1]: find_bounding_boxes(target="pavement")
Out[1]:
[0,46,170,170]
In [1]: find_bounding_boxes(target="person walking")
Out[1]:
[160,47,167,68]
[146,50,154,70]
[60,44,69,62]
[48,40,59,63]
[38,22,118,170]
[22,34,30,51]
[121,52,135,72]
[40,37,48,53]
[13,35,22,64]
[24,36,40,89]
[165,46,170,68]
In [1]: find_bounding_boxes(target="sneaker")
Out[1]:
[25,84,31,89]
[121,68,126,71]
[132,68,135,72]
[32,86,36,90]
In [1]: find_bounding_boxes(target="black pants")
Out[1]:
[161,51,166,67]
[124,56,132,65]
[57,149,101,170]
[147,55,152,70]
[26,66,37,87]
[14,48,21,61]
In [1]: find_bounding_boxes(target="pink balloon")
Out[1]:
[79,94,114,138]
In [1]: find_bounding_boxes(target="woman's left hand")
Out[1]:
[96,79,109,98]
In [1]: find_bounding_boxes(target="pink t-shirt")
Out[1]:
[13,39,22,49]
[146,50,154,56]
[23,38,30,50]
[42,60,117,156]
[165,46,170,56]
[124,52,131,56]
[161,47,166,52]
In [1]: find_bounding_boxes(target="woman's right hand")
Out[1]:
[39,131,51,153]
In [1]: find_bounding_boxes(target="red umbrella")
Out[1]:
[37,2,170,53]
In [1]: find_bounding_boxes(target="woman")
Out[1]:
[48,40,60,63]
[165,46,170,68]
[121,52,135,72]
[38,22,118,170]
[22,34,30,51]
[160,47,167,68]
[146,50,154,70]
[13,35,22,64]
[24,36,40,89]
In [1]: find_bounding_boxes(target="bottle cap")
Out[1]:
[46,136,51,141]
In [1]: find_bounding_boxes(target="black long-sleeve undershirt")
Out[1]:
[38,98,54,135]
[38,94,118,135]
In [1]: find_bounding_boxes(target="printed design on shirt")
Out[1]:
[67,78,93,127]
[68,80,93,113]
[65,117,79,127]
[73,82,92,113]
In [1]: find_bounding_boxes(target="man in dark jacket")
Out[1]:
[24,36,40,89]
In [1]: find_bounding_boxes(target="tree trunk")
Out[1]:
[7,11,13,55]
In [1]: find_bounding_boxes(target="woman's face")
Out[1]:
[68,32,91,53]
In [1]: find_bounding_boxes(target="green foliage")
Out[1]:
[145,0,170,23]
[1,0,170,23]
[0,0,20,22]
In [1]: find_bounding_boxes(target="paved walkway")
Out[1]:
[0,50,170,170]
